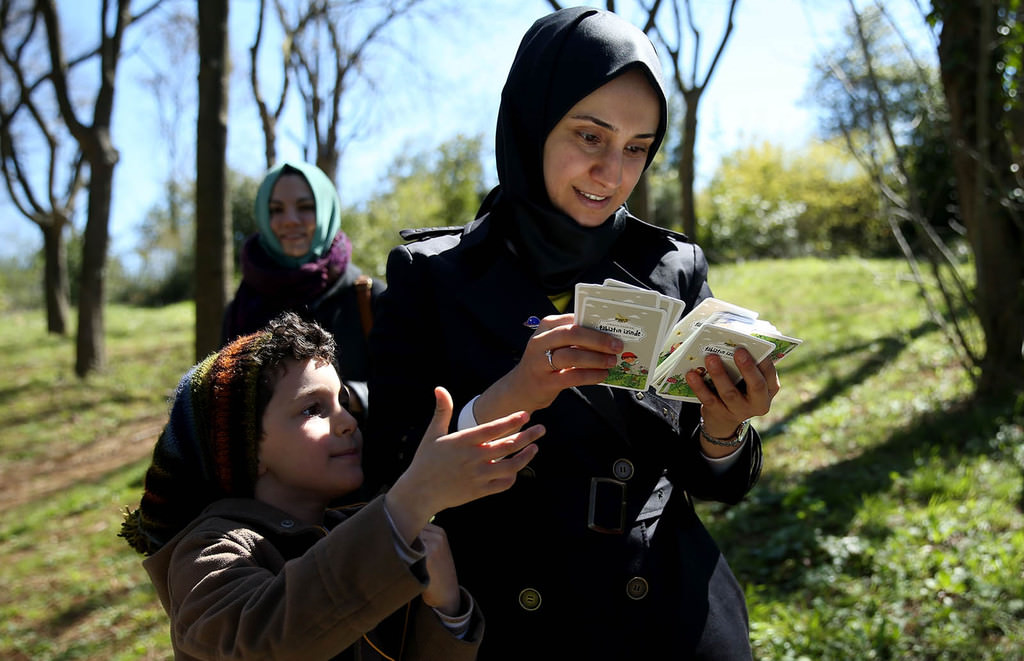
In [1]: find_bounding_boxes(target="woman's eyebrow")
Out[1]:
[570,113,656,139]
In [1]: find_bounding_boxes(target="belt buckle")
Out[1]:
[588,477,626,534]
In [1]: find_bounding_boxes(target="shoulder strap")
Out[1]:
[354,274,374,339]
[398,225,465,242]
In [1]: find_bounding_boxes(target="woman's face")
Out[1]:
[542,68,661,227]
[268,174,317,258]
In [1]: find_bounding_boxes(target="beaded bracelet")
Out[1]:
[698,418,750,448]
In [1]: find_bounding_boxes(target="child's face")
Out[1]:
[256,358,363,511]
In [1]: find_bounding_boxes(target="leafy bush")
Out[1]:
[696,141,895,260]
[342,134,488,280]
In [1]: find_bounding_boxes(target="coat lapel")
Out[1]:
[442,216,673,447]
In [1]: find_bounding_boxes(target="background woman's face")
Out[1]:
[268,174,317,258]
[542,69,660,227]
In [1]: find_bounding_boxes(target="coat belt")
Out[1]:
[588,474,674,535]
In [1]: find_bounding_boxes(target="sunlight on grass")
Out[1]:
[700,258,1021,660]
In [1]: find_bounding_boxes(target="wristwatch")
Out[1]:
[698,418,750,447]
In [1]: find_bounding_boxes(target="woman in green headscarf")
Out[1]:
[223,160,383,416]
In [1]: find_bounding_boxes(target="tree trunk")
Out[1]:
[194,0,232,359]
[38,0,138,377]
[41,217,70,336]
[937,0,1024,397]
[628,172,650,221]
[317,141,338,184]
[678,89,701,239]
[75,151,114,377]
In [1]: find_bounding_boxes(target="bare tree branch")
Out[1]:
[265,0,425,182]
[841,0,979,373]
[250,0,290,167]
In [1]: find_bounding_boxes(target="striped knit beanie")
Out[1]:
[120,331,271,556]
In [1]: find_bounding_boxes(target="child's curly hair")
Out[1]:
[120,311,337,555]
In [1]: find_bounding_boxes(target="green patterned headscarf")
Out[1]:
[254,160,342,268]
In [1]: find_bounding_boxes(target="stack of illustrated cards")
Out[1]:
[573,279,685,391]
[651,298,802,402]
[573,281,802,399]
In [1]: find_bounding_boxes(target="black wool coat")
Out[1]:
[365,212,760,660]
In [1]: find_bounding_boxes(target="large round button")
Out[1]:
[518,588,542,611]
[612,458,634,480]
[626,576,649,600]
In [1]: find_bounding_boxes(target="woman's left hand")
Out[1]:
[685,347,780,455]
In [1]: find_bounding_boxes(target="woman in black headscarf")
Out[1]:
[365,7,779,659]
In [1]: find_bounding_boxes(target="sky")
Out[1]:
[0,0,937,267]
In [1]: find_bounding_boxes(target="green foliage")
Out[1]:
[342,134,488,280]
[228,170,263,267]
[697,141,893,259]
[1,259,1020,660]
[809,7,934,145]
[118,170,261,306]
[0,228,139,312]
[807,5,962,249]
[0,253,42,313]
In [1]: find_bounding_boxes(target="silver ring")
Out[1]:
[545,348,556,371]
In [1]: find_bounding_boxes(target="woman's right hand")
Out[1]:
[473,313,623,423]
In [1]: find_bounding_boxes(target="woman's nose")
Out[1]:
[591,150,623,189]
[279,206,301,225]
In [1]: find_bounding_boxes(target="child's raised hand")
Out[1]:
[419,523,460,615]
[384,387,544,544]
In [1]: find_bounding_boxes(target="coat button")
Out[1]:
[626,576,649,600]
[612,458,634,481]
[518,588,542,611]
[635,391,645,400]
[280,519,295,529]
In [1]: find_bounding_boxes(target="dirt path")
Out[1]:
[0,418,164,509]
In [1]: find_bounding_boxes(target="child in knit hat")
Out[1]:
[121,311,543,660]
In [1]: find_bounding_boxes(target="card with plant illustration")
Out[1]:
[575,296,666,391]
[652,323,776,402]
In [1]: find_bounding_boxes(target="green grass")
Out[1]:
[705,257,1023,660]
[1,259,1021,660]
[0,304,194,660]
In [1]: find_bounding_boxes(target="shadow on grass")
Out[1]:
[696,311,1023,599]
[0,383,160,436]
[48,584,136,633]
[706,393,1021,600]
[764,317,942,436]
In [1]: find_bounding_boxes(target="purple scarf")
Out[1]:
[224,232,352,340]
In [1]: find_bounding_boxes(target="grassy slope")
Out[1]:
[706,258,1023,659]
[0,258,1020,660]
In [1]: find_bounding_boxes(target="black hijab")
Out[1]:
[481,6,669,293]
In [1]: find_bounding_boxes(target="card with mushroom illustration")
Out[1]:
[574,282,802,397]
[574,292,667,391]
